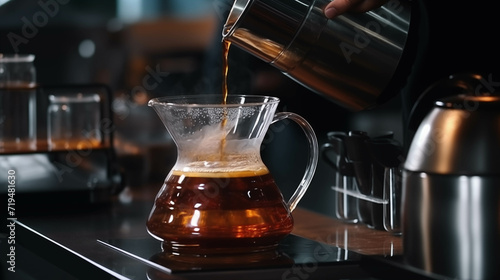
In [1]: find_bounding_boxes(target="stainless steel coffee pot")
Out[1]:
[403,85,500,279]
[223,0,411,111]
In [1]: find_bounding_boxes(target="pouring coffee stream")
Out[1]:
[222,39,231,104]
[219,39,231,160]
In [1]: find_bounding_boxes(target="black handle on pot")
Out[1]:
[321,132,355,177]
[408,72,491,132]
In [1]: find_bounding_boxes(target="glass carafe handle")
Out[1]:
[272,112,319,212]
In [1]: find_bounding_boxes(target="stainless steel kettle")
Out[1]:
[223,0,412,111]
[403,79,500,279]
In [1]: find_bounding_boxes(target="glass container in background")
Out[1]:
[0,54,37,153]
[383,166,402,235]
[48,93,102,151]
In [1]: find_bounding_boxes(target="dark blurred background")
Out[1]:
[0,0,403,216]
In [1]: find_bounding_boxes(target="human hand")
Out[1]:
[324,0,389,19]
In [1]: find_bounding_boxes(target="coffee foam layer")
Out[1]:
[171,164,269,178]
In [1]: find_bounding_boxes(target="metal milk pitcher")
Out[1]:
[223,0,411,111]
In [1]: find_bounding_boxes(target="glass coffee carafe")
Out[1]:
[146,94,318,255]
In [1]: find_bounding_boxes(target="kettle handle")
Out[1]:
[320,131,347,172]
[408,72,489,131]
[272,112,319,212]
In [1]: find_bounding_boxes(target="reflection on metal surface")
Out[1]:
[403,173,500,279]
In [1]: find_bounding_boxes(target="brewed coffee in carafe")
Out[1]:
[146,94,318,255]
[147,169,293,254]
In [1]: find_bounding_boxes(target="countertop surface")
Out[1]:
[292,207,402,256]
[3,185,422,280]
